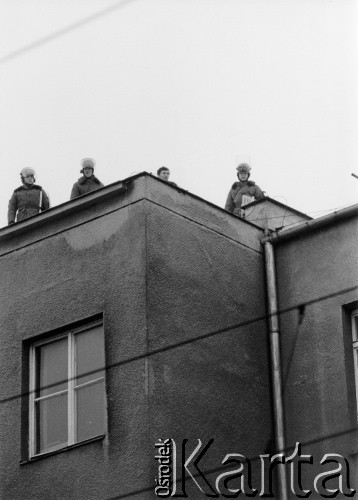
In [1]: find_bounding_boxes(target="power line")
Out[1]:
[1,285,356,499]
[0,0,137,65]
[244,205,354,225]
[1,284,356,407]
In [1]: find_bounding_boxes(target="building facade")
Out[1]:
[0,173,357,498]
[0,174,273,499]
[267,205,358,497]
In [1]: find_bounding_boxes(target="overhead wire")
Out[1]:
[243,204,356,231]
[1,284,357,407]
[1,1,356,225]
[246,204,355,222]
[0,0,138,65]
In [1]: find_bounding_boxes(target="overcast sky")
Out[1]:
[1,0,357,229]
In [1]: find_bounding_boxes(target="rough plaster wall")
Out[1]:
[146,203,272,495]
[0,202,150,499]
[0,176,273,499]
[275,218,358,491]
[144,174,263,253]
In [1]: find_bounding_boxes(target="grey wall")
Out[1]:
[274,216,358,494]
[145,197,272,496]
[0,174,272,499]
[0,196,150,499]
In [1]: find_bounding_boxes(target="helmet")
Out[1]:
[81,158,95,172]
[236,163,251,173]
[20,167,36,180]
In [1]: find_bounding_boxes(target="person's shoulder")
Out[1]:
[248,181,256,186]
[32,184,43,190]
[93,176,103,185]
[251,181,264,192]
[14,185,25,193]
[231,182,239,189]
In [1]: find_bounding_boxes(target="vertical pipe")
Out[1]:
[264,240,288,500]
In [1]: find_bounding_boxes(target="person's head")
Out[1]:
[236,163,251,182]
[81,158,95,178]
[157,166,170,181]
[20,167,36,186]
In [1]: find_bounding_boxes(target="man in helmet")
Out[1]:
[70,158,104,200]
[225,163,265,217]
[7,168,50,225]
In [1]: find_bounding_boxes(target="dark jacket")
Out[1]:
[70,175,104,200]
[8,184,50,224]
[225,180,264,215]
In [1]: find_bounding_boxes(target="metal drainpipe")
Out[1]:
[264,239,288,500]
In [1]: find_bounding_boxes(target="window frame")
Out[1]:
[28,320,106,458]
[352,309,358,420]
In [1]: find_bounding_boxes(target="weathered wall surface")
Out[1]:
[0,190,150,499]
[145,179,272,496]
[0,174,271,499]
[274,216,358,495]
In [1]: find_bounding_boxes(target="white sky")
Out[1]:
[1,0,357,229]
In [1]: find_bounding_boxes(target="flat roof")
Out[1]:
[0,171,264,239]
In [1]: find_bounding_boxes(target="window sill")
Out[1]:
[20,434,105,465]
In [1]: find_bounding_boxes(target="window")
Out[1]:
[352,309,358,419]
[29,322,106,457]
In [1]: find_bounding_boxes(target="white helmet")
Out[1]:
[20,167,36,180]
[80,158,95,172]
[236,163,251,173]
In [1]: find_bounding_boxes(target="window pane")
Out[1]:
[75,326,105,385]
[35,393,68,454]
[353,314,358,341]
[76,381,105,442]
[36,338,68,397]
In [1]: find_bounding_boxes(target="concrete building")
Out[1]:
[0,172,357,499]
[0,173,272,499]
[264,203,358,497]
